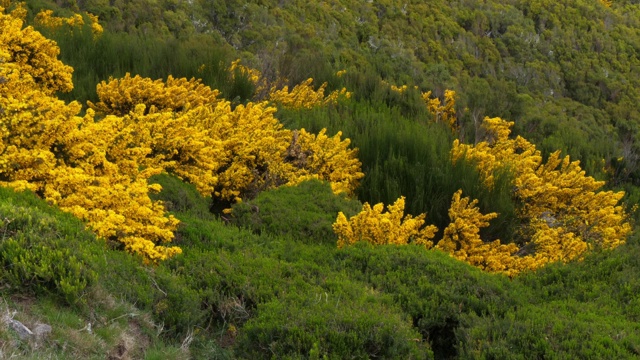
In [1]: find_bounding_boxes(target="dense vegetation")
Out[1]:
[2,178,639,358]
[1,0,640,358]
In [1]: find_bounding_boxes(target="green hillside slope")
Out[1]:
[1,178,639,358]
[2,0,640,358]
[46,0,640,182]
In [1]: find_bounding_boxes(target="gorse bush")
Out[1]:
[333,196,438,248]
[0,5,363,261]
[88,73,222,116]
[268,77,352,109]
[450,117,631,273]
[277,102,520,242]
[332,117,631,276]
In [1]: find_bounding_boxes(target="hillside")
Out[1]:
[1,0,640,358]
[47,0,640,182]
[2,178,639,358]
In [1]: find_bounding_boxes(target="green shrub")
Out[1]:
[336,243,522,358]
[458,300,640,359]
[0,188,101,304]
[148,173,212,219]
[231,180,362,244]
[235,277,431,360]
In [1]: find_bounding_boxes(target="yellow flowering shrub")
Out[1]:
[88,73,221,116]
[35,9,84,29]
[196,102,361,203]
[44,165,181,262]
[422,90,457,132]
[3,1,24,21]
[229,59,267,96]
[333,196,438,249]
[390,84,408,94]
[0,9,73,94]
[200,101,295,202]
[435,190,522,276]
[286,129,364,195]
[89,78,363,206]
[0,84,181,261]
[268,78,351,109]
[86,12,103,38]
[1,7,363,260]
[335,116,631,276]
[0,66,78,190]
[34,9,103,38]
[448,117,631,274]
[0,8,180,262]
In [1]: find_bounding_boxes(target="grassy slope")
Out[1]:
[1,177,639,359]
[2,1,640,358]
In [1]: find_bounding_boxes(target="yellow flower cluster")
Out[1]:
[34,9,103,38]
[422,90,458,132]
[268,78,351,109]
[87,73,364,208]
[390,84,409,94]
[229,59,267,96]
[204,101,298,203]
[334,116,631,276]
[88,73,221,116]
[86,13,103,38]
[435,190,522,276]
[381,80,418,94]
[285,129,364,195]
[2,1,24,21]
[448,117,631,274]
[333,196,437,249]
[35,9,84,28]
[1,8,180,262]
[0,8,73,94]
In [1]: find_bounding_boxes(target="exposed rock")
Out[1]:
[8,319,33,340]
[34,323,52,339]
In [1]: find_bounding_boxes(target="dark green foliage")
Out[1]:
[35,23,247,107]
[337,243,522,359]
[231,180,362,245]
[458,234,640,359]
[148,173,212,219]
[236,280,430,360]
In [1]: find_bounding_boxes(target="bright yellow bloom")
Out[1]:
[333,196,438,249]
[269,78,351,109]
[1,8,179,262]
[423,90,457,132]
[88,73,221,116]
[0,9,73,94]
[229,59,267,96]
[449,117,631,275]
[435,190,521,276]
